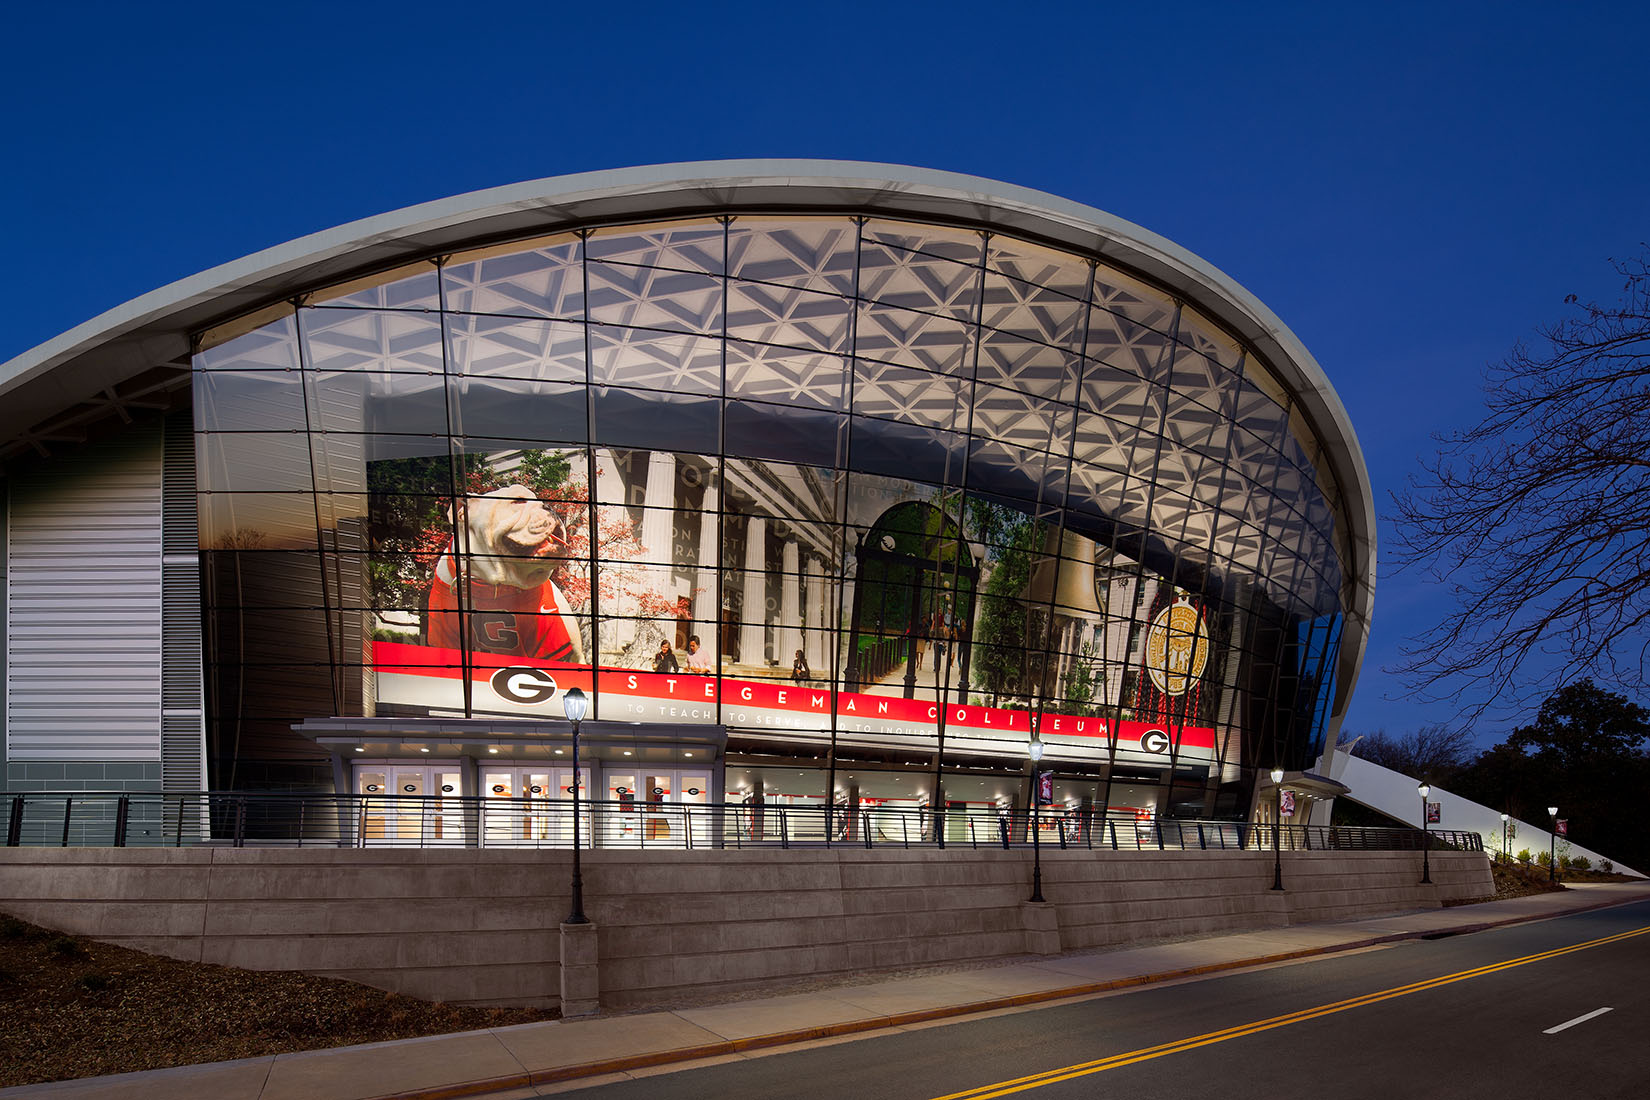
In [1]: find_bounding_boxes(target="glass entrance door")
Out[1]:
[603,768,713,847]
[553,765,592,848]
[480,766,589,848]
[354,767,463,846]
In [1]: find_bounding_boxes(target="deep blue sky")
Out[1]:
[4,1,1646,745]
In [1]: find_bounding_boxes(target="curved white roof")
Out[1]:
[0,159,1375,718]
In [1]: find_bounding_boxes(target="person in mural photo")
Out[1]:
[792,648,811,684]
[653,640,679,675]
[930,608,949,675]
[683,634,711,674]
[425,485,586,663]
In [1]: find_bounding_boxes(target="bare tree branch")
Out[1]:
[1391,251,1650,715]
[1339,725,1476,780]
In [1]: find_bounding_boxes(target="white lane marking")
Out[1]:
[1544,1007,1613,1035]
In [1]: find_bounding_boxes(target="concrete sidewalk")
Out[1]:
[10,882,1650,1100]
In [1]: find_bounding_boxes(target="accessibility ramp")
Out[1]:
[1320,751,1643,877]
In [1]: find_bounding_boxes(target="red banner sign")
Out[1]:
[372,641,1219,764]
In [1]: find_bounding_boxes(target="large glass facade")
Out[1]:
[194,214,1349,816]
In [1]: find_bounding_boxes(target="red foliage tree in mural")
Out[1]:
[371,447,683,624]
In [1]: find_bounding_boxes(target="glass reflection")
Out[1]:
[194,212,1353,789]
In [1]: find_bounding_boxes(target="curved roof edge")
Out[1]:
[0,159,1375,712]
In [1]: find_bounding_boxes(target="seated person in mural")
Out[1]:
[792,648,811,684]
[683,634,712,674]
[653,640,679,674]
[425,485,585,663]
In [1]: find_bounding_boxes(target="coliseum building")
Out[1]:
[0,161,1372,841]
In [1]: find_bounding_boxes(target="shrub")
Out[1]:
[0,916,29,940]
[47,935,84,958]
[1537,850,1552,867]
[1570,855,1592,871]
[1602,859,1614,873]
[1517,848,1533,864]
[1558,854,1572,870]
[78,972,111,991]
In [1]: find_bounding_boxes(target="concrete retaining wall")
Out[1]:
[0,846,1491,1011]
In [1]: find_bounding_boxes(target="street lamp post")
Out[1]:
[1500,812,1509,864]
[1548,805,1559,882]
[1028,732,1045,903]
[562,687,589,924]
[1418,783,1432,884]
[1270,766,1285,891]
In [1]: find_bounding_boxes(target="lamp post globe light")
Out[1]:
[562,686,589,924]
[1500,812,1510,863]
[1548,805,1560,882]
[1270,766,1285,891]
[1418,783,1432,885]
[1028,732,1045,904]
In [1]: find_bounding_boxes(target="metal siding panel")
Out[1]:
[161,410,206,791]
[1,478,6,778]
[6,427,163,762]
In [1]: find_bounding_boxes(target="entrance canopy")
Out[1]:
[295,717,726,766]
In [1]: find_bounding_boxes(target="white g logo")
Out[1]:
[490,666,558,705]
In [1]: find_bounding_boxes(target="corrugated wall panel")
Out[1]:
[1,479,7,776]
[161,410,206,792]
[6,428,163,762]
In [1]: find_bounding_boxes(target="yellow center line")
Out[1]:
[931,924,1650,1100]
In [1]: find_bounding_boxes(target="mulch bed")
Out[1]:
[1457,861,1634,905]
[0,914,555,1089]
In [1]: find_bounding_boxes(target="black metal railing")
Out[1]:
[0,791,1484,855]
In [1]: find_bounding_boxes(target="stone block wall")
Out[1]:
[0,845,1492,1011]
[587,848,1037,1007]
[0,848,569,1007]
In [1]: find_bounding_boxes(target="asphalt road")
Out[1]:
[549,900,1650,1100]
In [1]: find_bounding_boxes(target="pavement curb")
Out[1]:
[367,890,1650,1100]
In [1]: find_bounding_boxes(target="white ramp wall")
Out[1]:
[1323,751,1642,877]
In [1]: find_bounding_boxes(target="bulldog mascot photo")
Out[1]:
[425,485,587,664]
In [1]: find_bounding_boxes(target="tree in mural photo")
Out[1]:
[969,502,1044,707]
[1394,252,1650,714]
[366,452,498,611]
[1059,642,1103,717]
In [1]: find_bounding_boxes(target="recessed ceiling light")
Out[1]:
[488,748,499,754]
[623,750,632,756]
[554,748,564,755]
[354,747,364,753]
[419,747,429,753]
[684,752,693,758]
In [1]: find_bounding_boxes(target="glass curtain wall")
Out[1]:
[194,215,1347,811]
